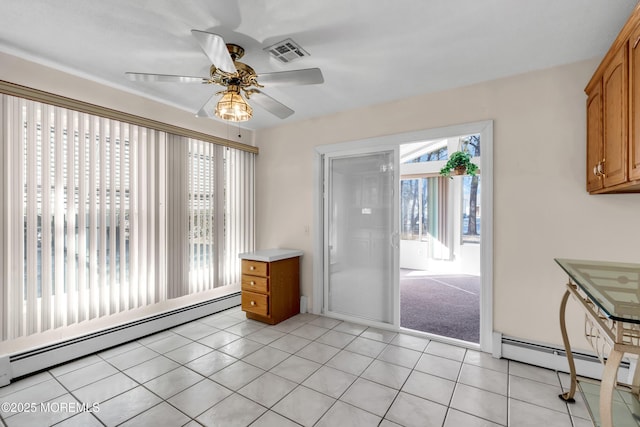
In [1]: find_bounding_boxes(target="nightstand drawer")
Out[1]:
[241,275,268,293]
[242,260,268,277]
[241,291,269,317]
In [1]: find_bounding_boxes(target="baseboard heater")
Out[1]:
[498,334,631,384]
[2,292,241,385]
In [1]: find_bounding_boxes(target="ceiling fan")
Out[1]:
[125,30,324,122]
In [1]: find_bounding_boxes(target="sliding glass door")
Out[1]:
[315,121,493,351]
[323,148,399,325]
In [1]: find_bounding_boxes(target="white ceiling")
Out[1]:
[0,0,637,130]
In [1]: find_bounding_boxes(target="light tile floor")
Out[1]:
[0,307,597,427]
[578,379,640,426]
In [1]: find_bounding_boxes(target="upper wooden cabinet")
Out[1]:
[586,5,640,194]
[602,46,628,188]
[586,82,603,192]
[630,21,640,182]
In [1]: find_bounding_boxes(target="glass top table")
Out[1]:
[555,258,640,427]
[555,258,640,324]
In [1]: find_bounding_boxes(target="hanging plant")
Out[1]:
[439,151,479,178]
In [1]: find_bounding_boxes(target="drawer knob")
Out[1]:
[250,281,255,286]
[250,266,255,271]
[250,301,256,306]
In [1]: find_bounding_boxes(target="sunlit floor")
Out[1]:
[0,306,596,426]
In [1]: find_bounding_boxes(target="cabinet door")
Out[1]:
[629,24,640,181]
[602,46,628,187]
[586,82,604,192]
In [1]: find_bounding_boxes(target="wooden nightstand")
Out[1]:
[239,249,303,325]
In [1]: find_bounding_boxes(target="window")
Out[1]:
[186,139,254,292]
[188,139,217,291]
[410,146,448,162]
[400,140,448,165]
[462,175,481,243]
[460,135,481,244]
[0,94,255,340]
[400,178,429,241]
[400,177,449,254]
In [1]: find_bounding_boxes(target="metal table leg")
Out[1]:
[559,287,577,402]
[631,356,640,397]
[599,349,623,427]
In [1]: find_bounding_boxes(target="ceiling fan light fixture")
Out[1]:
[214,86,253,122]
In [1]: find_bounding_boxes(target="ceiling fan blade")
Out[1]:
[191,30,237,74]
[249,90,294,119]
[195,93,218,118]
[257,68,324,87]
[125,72,208,83]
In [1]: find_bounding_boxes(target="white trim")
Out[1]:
[492,331,503,358]
[479,121,494,353]
[392,146,401,328]
[322,157,330,316]
[312,154,324,314]
[0,95,5,341]
[499,334,630,383]
[0,355,8,387]
[7,294,240,382]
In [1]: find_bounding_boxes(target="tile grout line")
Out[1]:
[49,371,105,426]
[1,308,589,427]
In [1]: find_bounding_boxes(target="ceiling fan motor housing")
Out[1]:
[226,44,245,60]
[209,60,261,91]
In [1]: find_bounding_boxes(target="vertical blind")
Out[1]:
[187,139,255,293]
[188,139,217,293]
[0,94,255,341]
[223,146,255,287]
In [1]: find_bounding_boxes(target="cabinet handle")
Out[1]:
[250,281,255,286]
[250,266,255,271]
[250,301,256,306]
[599,159,605,177]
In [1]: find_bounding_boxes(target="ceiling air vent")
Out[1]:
[264,38,309,63]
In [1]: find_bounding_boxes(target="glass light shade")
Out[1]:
[214,88,253,122]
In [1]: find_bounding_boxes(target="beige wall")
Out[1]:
[255,58,640,351]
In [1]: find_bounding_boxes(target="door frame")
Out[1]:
[313,120,494,353]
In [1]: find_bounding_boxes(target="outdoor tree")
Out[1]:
[463,135,480,236]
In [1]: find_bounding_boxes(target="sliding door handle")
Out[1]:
[390,231,399,249]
